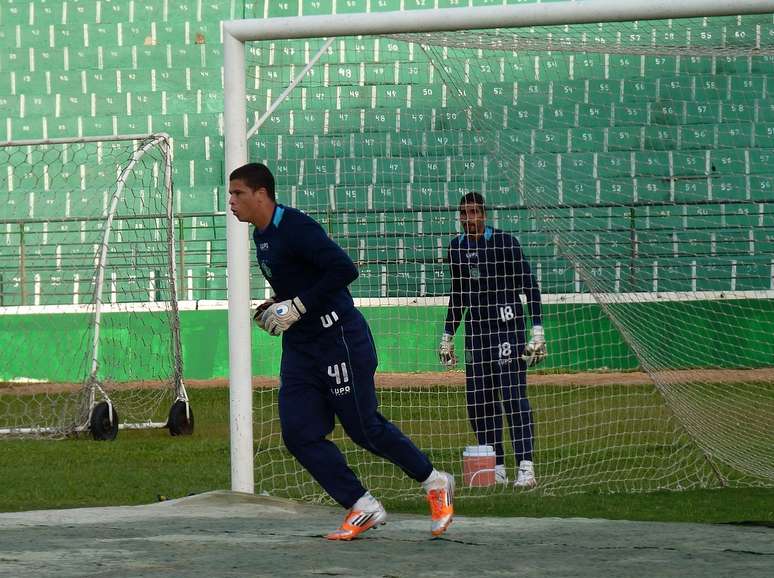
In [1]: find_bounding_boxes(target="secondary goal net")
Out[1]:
[0,134,191,439]
[225,1,774,499]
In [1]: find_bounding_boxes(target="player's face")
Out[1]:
[229,179,268,225]
[459,202,486,238]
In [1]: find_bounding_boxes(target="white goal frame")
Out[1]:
[222,0,774,493]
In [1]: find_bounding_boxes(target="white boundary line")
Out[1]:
[2,290,773,316]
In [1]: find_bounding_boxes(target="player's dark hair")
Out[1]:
[230,162,276,201]
[459,191,485,211]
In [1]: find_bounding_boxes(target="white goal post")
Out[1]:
[223,0,774,495]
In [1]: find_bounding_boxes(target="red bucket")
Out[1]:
[462,445,496,487]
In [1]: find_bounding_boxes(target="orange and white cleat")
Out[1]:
[325,500,387,541]
[426,471,455,537]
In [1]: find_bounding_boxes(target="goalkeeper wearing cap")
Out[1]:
[229,162,454,540]
[439,192,545,489]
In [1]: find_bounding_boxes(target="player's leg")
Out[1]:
[326,311,454,536]
[326,313,433,481]
[279,350,367,509]
[498,355,537,487]
[280,351,387,540]
[464,348,505,469]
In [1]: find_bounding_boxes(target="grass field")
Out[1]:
[1,386,773,525]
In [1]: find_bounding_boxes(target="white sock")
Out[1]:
[352,491,380,512]
[421,468,446,491]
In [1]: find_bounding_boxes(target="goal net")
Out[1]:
[0,134,187,438]
[229,3,774,498]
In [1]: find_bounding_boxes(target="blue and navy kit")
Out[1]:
[444,226,542,360]
[253,204,358,341]
[253,204,433,507]
[444,225,542,465]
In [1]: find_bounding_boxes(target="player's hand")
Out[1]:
[438,333,457,368]
[252,298,275,332]
[522,325,547,367]
[258,297,306,336]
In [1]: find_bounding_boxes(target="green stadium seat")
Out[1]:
[280,135,315,160]
[717,123,754,148]
[645,204,685,230]
[598,178,635,204]
[608,54,643,80]
[634,151,671,177]
[495,208,526,232]
[675,230,712,257]
[569,128,605,153]
[374,85,408,108]
[520,232,556,259]
[652,258,695,292]
[349,264,386,299]
[532,129,568,154]
[623,78,658,101]
[397,62,433,86]
[636,231,677,258]
[373,0,401,11]
[331,185,366,211]
[754,124,774,148]
[713,229,753,257]
[711,175,748,202]
[506,104,542,130]
[376,158,411,183]
[292,184,328,211]
[716,55,751,75]
[611,102,648,128]
[338,158,373,186]
[679,56,713,75]
[732,256,772,291]
[422,262,450,297]
[537,258,575,294]
[293,109,327,134]
[418,210,456,236]
[409,183,446,209]
[721,102,755,126]
[651,102,683,125]
[301,0,335,16]
[515,81,551,106]
[659,76,693,103]
[576,104,612,128]
[402,234,445,265]
[598,152,633,179]
[542,105,574,130]
[266,0,300,18]
[634,177,670,204]
[563,178,598,206]
[724,203,759,227]
[685,203,724,229]
[694,257,733,291]
[685,102,720,125]
[674,177,712,203]
[386,263,422,298]
[747,149,773,175]
[382,209,420,237]
[607,126,641,151]
[484,181,518,209]
[362,108,396,133]
[750,176,774,201]
[588,79,622,105]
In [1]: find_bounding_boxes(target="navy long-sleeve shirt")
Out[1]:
[444,226,542,349]
[253,204,358,340]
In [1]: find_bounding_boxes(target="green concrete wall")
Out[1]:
[2,299,772,383]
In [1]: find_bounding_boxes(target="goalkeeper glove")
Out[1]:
[438,333,457,368]
[521,325,547,367]
[258,297,306,336]
[252,298,275,332]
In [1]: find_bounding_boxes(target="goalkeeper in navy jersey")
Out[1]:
[228,163,454,540]
[439,192,546,488]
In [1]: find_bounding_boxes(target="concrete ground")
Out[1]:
[0,491,772,577]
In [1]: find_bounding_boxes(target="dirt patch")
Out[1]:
[6,368,772,396]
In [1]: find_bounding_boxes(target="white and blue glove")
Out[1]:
[521,325,547,367]
[438,333,457,368]
[257,296,306,336]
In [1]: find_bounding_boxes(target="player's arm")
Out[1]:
[258,218,358,336]
[288,217,359,312]
[439,245,465,368]
[512,239,546,366]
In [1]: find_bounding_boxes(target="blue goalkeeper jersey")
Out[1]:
[444,226,542,345]
[253,204,358,341]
